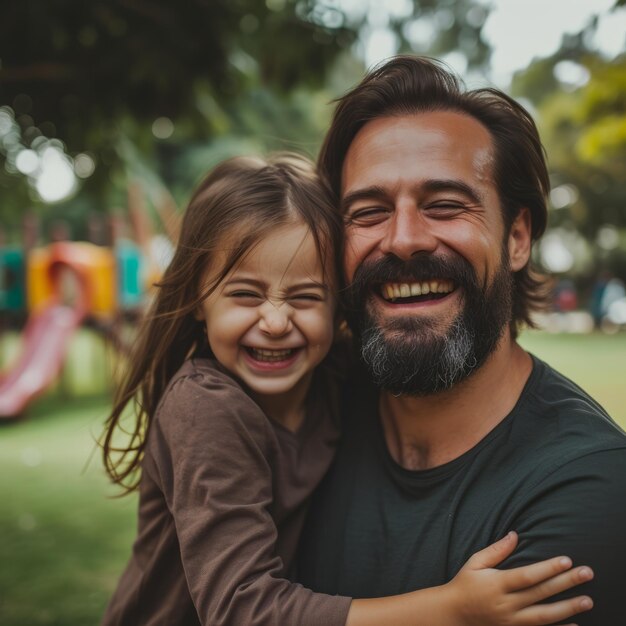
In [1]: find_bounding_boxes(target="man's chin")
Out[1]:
[364,299,456,338]
[347,254,513,395]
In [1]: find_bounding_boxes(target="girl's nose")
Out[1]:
[258,302,293,337]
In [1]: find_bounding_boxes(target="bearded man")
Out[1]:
[297,56,626,625]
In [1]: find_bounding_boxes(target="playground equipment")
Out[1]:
[0,181,179,420]
[0,248,26,311]
[0,240,144,419]
[27,242,117,316]
[0,304,84,417]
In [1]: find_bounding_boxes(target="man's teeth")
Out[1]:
[249,348,295,362]
[382,280,454,301]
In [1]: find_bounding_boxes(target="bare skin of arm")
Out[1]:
[346,532,593,626]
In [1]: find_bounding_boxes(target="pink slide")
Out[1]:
[0,305,84,418]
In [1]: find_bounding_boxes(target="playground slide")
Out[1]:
[0,304,84,418]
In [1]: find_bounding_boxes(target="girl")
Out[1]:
[101,154,593,626]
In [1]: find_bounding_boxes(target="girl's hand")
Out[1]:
[446,532,594,626]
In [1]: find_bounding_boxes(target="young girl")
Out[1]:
[101,154,593,626]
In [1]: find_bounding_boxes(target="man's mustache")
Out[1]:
[343,254,479,307]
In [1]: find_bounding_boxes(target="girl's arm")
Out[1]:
[152,370,351,626]
[347,532,594,626]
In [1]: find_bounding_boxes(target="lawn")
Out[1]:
[0,396,137,626]
[519,330,626,427]
[0,330,624,625]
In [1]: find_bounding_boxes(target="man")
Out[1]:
[297,56,626,624]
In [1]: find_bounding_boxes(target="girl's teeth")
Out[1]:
[250,348,294,362]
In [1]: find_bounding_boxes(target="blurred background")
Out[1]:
[1,1,625,624]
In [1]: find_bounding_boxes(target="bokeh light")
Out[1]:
[553,60,591,89]
[74,153,96,179]
[15,149,39,175]
[597,225,620,251]
[550,184,579,210]
[151,117,174,139]
[34,146,77,202]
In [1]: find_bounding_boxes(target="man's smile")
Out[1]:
[380,279,455,303]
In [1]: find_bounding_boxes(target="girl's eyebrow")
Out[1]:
[223,277,266,289]
[224,277,329,293]
[285,281,329,294]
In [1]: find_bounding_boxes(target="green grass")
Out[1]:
[0,331,624,625]
[519,330,626,428]
[0,396,137,626]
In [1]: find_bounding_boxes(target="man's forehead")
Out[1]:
[340,111,496,197]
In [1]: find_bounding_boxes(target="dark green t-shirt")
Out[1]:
[297,355,626,625]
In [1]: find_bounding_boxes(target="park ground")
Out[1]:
[0,330,624,626]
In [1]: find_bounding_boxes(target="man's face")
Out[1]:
[341,111,529,394]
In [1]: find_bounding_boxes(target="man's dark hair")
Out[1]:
[319,55,550,334]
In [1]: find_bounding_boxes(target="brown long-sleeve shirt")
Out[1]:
[101,358,351,626]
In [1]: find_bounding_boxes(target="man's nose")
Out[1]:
[379,205,438,261]
[258,302,293,337]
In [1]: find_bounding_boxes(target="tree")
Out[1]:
[0,0,492,230]
[1,0,356,149]
[511,35,626,284]
[513,52,626,234]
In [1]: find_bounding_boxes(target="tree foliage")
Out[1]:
[511,37,626,283]
[0,0,491,231]
[1,0,355,152]
[513,52,626,236]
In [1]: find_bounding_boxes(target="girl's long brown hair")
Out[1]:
[102,154,342,492]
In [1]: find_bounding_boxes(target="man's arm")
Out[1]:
[500,448,626,625]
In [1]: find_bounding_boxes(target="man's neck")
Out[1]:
[379,336,533,470]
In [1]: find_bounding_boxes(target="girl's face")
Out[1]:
[197,221,335,409]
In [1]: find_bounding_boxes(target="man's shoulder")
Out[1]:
[523,355,625,442]
[507,355,626,480]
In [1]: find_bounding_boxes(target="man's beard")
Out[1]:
[344,252,513,396]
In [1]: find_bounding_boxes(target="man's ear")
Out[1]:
[508,207,532,272]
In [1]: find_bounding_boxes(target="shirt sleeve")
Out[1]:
[148,372,351,626]
[500,447,626,626]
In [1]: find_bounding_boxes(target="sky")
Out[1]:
[483,0,626,85]
[357,0,626,87]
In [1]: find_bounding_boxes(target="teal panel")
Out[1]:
[115,242,143,308]
[0,248,26,311]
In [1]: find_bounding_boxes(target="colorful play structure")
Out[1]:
[0,183,180,420]
[0,238,145,419]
